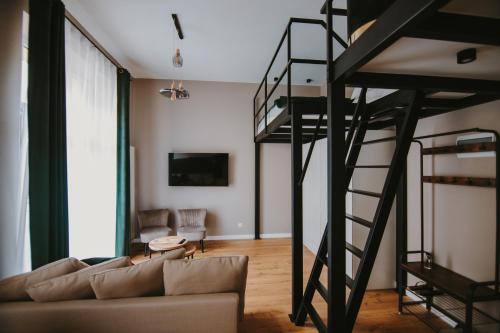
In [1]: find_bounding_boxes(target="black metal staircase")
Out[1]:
[295,89,424,332]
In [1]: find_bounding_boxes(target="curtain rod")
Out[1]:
[65,10,124,70]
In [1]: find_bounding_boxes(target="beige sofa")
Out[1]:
[0,293,239,333]
[0,254,247,333]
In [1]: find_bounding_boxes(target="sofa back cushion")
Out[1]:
[90,248,186,299]
[0,257,88,302]
[163,256,248,320]
[26,256,132,302]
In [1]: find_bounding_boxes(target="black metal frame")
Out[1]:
[253,0,500,331]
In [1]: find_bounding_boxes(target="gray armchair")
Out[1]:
[138,209,172,255]
[176,209,207,252]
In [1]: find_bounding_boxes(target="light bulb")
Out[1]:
[172,48,183,67]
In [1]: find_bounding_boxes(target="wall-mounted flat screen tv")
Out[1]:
[169,153,229,186]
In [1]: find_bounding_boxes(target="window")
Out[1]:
[65,20,117,258]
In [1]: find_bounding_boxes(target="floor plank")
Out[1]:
[133,239,435,332]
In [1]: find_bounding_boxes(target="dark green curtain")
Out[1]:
[115,68,131,256]
[28,0,69,268]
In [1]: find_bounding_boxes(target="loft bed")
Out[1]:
[253,1,500,332]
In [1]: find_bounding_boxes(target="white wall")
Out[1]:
[131,78,320,238]
[302,138,353,277]
[0,0,26,278]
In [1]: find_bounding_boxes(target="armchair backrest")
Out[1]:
[137,209,169,230]
[176,209,207,228]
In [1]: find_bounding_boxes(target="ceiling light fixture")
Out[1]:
[160,14,190,101]
[172,48,183,67]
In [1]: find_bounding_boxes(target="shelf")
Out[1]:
[423,176,496,188]
[422,142,496,155]
[401,262,499,302]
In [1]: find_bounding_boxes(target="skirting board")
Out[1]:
[132,233,291,243]
[206,233,291,240]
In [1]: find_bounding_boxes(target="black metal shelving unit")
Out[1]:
[398,129,500,333]
[253,1,500,332]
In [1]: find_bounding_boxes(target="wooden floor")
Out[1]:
[133,239,435,333]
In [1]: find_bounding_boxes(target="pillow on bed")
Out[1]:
[26,256,132,302]
[90,248,186,299]
[0,257,88,302]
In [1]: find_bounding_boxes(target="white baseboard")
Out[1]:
[205,233,291,241]
[261,233,291,239]
[206,234,254,240]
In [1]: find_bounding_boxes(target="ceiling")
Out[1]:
[63,0,348,84]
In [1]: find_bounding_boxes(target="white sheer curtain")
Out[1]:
[65,20,117,259]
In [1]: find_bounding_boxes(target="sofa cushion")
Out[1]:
[163,256,248,320]
[0,258,88,302]
[26,256,132,302]
[90,248,186,299]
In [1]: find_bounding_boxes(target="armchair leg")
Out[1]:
[144,243,148,257]
[200,240,205,253]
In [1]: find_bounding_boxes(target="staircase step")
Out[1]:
[315,281,328,302]
[346,214,372,228]
[347,188,381,198]
[347,165,390,169]
[346,275,354,289]
[317,256,328,267]
[345,242,363,258]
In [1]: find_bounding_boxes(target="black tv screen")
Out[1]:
[169,153,229,186]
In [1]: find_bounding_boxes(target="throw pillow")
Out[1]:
[90,248,186,299]
[163,255,248,320]
[26,256,132,302]
[0,257,88,302]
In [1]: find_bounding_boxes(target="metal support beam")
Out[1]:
[255,143,261,240]
[408,12,500,46]
[327,1,346,331]
[289,22,303,322]
[396,117,408,313]
[348,72,500,95]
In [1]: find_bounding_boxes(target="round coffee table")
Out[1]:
[184,243,197,259]
[148,236,187,258]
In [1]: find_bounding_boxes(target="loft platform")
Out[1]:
[329,0,500,120]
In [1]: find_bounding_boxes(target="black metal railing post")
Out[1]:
[326,1,347,332]
[255,143,261,240]
[289,22,304,322]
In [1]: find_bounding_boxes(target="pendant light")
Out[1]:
[172,48,183,67]
[159,13,190,101]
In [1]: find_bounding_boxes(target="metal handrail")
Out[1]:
[253,17,348,139]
